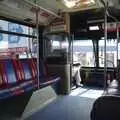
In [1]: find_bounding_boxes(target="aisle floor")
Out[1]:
[26,86,103,120]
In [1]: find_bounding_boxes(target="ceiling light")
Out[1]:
[89,26,99,31]
[63,0,76,8]
[62,0,95,8]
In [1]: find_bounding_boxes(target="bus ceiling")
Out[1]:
[0,0,59,26]
[0,0,120,26]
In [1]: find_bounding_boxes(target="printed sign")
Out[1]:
[0,47,28,58]
[30,7,54,24]
[0,47,27,52]
[9,47,28,52]
[102,22,119,32]
[50,18,67,32]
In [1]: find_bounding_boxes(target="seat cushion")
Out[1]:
[39,75,61,88]
[20,80,35,92]
[0,88,11,99]
[0,80,35,99]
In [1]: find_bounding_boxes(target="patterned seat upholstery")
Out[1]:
[0,58,61,99]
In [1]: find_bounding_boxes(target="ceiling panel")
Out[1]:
[0,0,120,26]
[28,0,58,13]
[28,0,100,13]
[0,0,58,25]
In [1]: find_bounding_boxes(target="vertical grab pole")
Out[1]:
[117,22,119,66]
[70,34,74,89]
[71,34,74,65]
[28,27,31,51]
[36,8,40,89]
[116,22,119,81]
[104,3,107,90]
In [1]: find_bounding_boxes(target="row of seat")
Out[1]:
[91,80,120,120]
[0,58,61,99]
[80,67,115,86]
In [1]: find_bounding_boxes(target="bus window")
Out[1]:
[0,20,36,36]
[73,40,95,67]
[0,34,8,49]
[44,34,69,59]
[0,20,37,58]
[99,39,117,68]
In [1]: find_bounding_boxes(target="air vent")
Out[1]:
[24,18,33,22]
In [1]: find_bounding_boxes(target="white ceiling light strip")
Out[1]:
[89,25,99,30]
[62,0,96,8]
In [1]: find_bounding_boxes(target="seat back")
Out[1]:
[0,58,37,99]
[28,58,37,79]
[16,59,25,81]
[20,59,37,89]
[4,59,18,85]
[0,58,54,87]
[0,60,8,87]
[39,59,47,77]
[91,96,120,120]
[20,59,33,81]
[12,59,24,82]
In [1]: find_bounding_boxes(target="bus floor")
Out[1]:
[26,86,103,120]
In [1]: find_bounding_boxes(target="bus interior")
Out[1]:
[0,0,120,120]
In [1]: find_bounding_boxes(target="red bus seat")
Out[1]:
[0,58,61,99]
